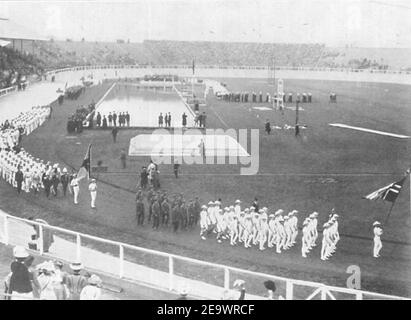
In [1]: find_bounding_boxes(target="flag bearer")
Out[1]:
[70,174,80,204]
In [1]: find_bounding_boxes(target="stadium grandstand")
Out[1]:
[0,18,47,90]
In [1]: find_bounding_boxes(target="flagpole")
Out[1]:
[384,201,395,224]
[409,169,411,223]
[89,143,92,180]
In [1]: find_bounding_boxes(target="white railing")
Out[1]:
[0,85,17,98]
[44,64,411,77]
[0,212,408,300]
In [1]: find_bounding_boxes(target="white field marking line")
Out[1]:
[172,85,196,118]
[208,104,230,128]
[95,82,117,108]
[105,172,400,177]
[329,123,410,139]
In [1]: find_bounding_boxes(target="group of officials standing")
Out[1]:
[220,91,313,104]
[95,111,131,128]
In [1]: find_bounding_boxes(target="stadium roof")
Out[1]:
[0,19,48,41]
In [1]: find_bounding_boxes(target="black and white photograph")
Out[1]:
[0,0,410,306]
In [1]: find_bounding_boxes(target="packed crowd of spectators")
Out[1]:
[0,47,44,90]
[6,39,393,71]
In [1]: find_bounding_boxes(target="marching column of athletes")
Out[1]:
[199,200,343,260]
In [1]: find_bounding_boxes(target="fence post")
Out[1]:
[119,245,124,279]
[3,215,9,245]
[285,280,294,300]
[76,233,81,261]
[224,268,230,290]
[168,255,174,291]
[38,224,44,255]
[321,287,327,300]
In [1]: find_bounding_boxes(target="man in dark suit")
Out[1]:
[112,112,117,127]
[15,166,24,194]
[111,126,119,143]
[136,198,145,226]
[140,167,148,189]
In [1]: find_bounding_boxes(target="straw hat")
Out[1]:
[13,246,29,258]
[373,221,381,226]
[88,274,102,286]
[70,261,84,270]
[233,279,245,289]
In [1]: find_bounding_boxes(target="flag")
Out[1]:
[363,176,406,203]
[77,144,91,181]
[192,59,195,75]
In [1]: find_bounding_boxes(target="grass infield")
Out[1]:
[1,77,410,297]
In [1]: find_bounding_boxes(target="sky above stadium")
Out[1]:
[1,0,411,47]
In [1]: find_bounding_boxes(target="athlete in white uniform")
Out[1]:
[328,214,339,254]
[234,200,241,216]
[320,222,332,261]
[273,210,285,253]
[252,211,260,246]
[207,201,217,234]
[258,213,269,251]
[267,214,276,248]
[373,221,383,258]
[238,210,246,243]
[244,211,253,248]
[308,212,319,249]
[199,205,208,240]
[283,216,292,250]
[216,209,225,243]
[288,210,299,246]
[228,207,239,245]
[301,218,311,258]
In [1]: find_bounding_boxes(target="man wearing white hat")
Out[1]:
[88,179,97,209]
[258,214,269,251]
[308,212,319,249]
[237,210,246,243]
[243,211,253,248]
[267,214,276,248]
[207,201,217,234]
[273,211,286,253]
[80,274,102,300]
[70,174,80,204]
[301,218,311,258]
[8,246,37,300]
[321,222,332,261]
[373,221,383,258]
[234,199,241,216]
[283,216,293,250]
[288,210,299,246]
[199,205,208,240]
